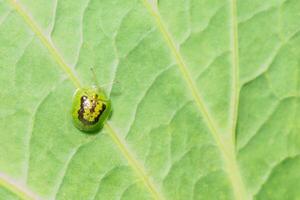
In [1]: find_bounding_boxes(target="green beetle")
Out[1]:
[71,86,111,132]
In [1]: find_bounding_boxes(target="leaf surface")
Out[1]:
[0,0,300,200]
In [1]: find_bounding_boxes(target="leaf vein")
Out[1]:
[143,0,249,199]
[0,173,40,200]
[105,123,165,200]
[7,1,165,199]
[7,0,82,88]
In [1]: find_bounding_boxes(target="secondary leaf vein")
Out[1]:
[142,1,249,199]
[0,173,40,200]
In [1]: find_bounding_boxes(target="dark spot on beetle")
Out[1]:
[81,96,87,101]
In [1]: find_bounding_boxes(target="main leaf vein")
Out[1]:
[6,0,164,199]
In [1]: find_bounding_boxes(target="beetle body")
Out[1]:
[71,86,111,132]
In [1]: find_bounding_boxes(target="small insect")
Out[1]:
[71,69,111,132]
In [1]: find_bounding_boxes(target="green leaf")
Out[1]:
[0,0,300,199]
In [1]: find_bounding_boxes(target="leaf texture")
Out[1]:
[0,0,300,200]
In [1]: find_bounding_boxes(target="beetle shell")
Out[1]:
[71,87,111,132]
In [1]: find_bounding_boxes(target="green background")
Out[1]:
[0,0,300,199]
